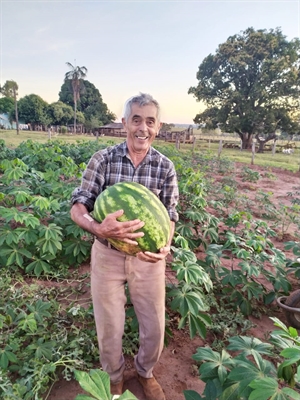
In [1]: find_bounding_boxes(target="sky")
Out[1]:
[0,0,299,124]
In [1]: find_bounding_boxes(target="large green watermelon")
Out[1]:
[92,182,171,255]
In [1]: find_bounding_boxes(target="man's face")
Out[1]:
[122,104,161,154]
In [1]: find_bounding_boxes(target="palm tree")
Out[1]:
[0,80,19,135]
[65,61,88,134]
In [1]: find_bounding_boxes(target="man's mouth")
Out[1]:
[135,136,148,140]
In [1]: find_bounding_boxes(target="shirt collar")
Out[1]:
[116,141,159,163]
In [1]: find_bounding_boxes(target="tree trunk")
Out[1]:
[74,98,77,135]
[14,93,19,135]
[240,133,253,150]
[255,132,277,153]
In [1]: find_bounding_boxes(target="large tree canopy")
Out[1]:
[188,27,300,150]
[59,79,115,128]
[18,94,49,129]
[47,101,74,126]
[0,80,20,135]
[0,97,14,114]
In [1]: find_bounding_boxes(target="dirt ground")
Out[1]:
[46,162,300,400]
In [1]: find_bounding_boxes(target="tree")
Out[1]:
[59,79,115,128]
[160,123,175,131]
[188,27,300,151]
[47,101,74,126]
[0,97,14,114]
[64,61,88,133]
[0,80,20,135]
[18,94,49,130]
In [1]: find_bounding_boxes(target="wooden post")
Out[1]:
[208,139,211,149]
[192,136,196,154]
[251,140,256,165]
[272,139,276,156]
[218,139,223,159]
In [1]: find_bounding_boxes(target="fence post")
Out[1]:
[272,139,276,156]
[192,137,196,155]
[218,139,223,159]
[251,140,256,165]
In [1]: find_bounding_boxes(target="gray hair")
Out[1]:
[123,92,161,122]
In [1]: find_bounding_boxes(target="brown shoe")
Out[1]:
[138,375,165,400]
[110,377,124,395]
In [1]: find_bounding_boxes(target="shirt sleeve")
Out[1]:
[160,163,179,223]
[71,151,106,212]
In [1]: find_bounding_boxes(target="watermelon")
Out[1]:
[92,182,170,255]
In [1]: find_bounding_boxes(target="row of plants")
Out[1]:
[0,139,300,399]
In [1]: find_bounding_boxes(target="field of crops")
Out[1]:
[0,136,300,399]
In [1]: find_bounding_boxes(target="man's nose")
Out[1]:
[139,120,147,131]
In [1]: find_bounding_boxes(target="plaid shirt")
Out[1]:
[71,141,179,222]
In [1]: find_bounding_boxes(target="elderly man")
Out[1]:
[70,93,179,400]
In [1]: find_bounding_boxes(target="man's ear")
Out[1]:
[156,122,162,136]
[122,117,126,129]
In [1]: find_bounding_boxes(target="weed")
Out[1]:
[241,166,261,182]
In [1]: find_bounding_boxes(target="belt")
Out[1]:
[96,237,118,251]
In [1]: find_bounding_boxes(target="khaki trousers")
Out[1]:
[91,239,166,383]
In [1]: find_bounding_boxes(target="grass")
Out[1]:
[1,129,299,173]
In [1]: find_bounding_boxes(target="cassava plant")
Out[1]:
[74,369,138,400]
[199,211,290,315]
[184,318,300,400]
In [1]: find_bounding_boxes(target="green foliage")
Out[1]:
[17,94,49,127]
[201,212,290,315]
[59,78,115,127]
[189,318,300,399]
[0,271,98,399]
[0,141,98,275]
[1,138,299,399]
[0,96,14,114]
[189,27,300,148]
[74,369,138,399]
[241,166,261,182]
[0,139,16,160]
[285,241,300,278]
[47,100,74,126]
[271,203,300,239]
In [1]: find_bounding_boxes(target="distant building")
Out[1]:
[0,113,28,130]
[95,122,126,137]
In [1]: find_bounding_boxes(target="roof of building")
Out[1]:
[100,122,124,129]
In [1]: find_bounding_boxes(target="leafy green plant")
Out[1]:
[271,203,300,240]
[176,166,219,251]
[254,189,278,219]
[74,369,137,400]
[200,212,290,315]
[287,186,300,206]
[167,239,212,339]
[262,170,277,180]
[285,241,300,278]
[0,271,98,400]
[186,318,300,400]
[0,154,92,276]
[241,166,261,182]
[205,294,255,350]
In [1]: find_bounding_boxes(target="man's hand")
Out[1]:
[136,245,171,263]
[70,203,144,246]
[93,209,145,245]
